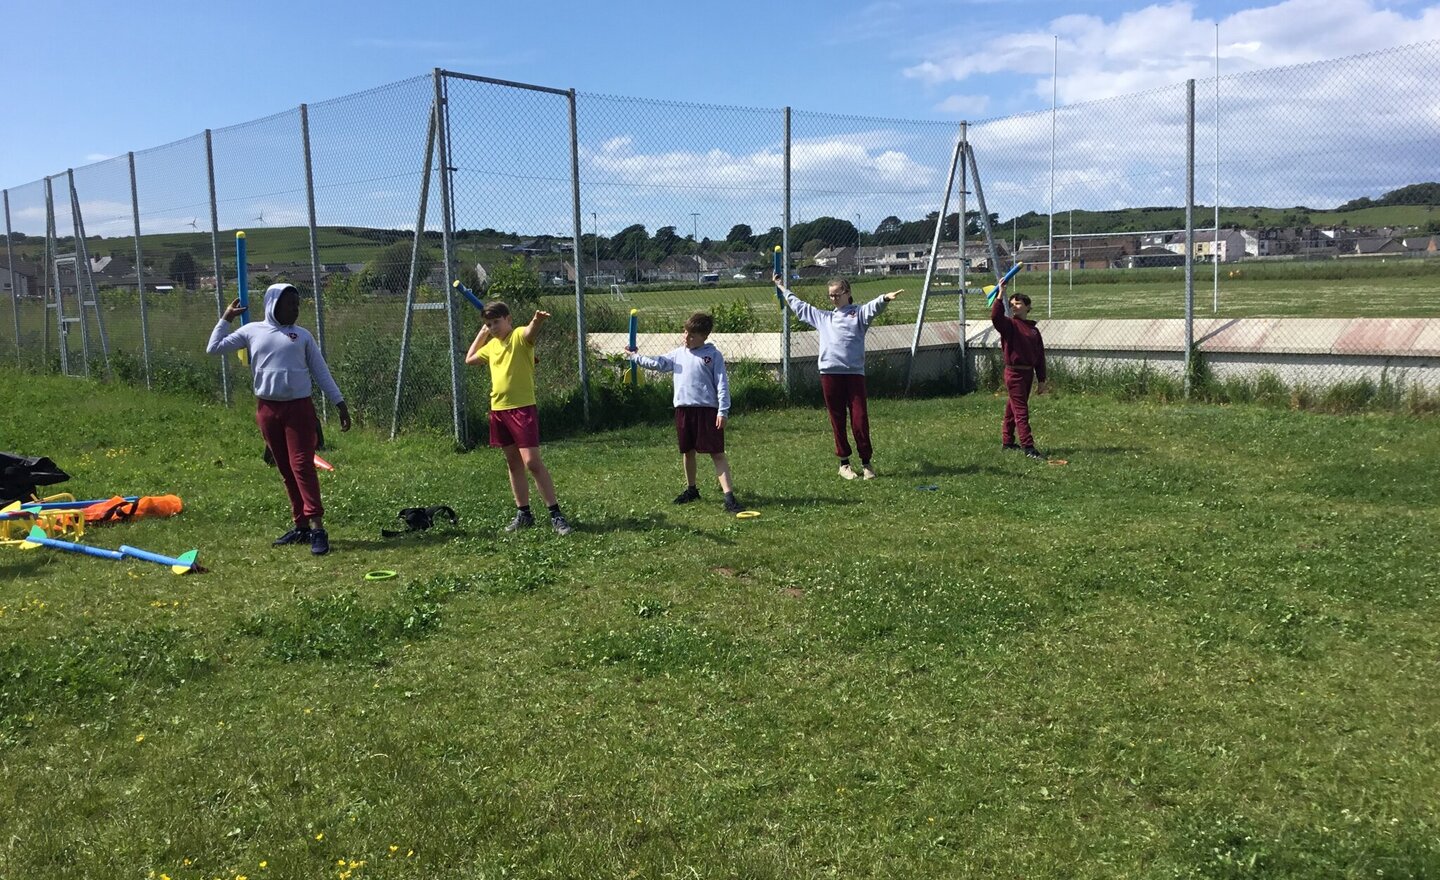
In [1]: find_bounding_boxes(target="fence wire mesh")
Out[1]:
[4,41,1440,437]
[575,92,787,385]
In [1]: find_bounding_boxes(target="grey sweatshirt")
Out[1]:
[780,289,889,374]
[206,283,344,403]
[633,343,731,417]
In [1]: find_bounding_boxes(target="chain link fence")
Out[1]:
[6,42,1440,441]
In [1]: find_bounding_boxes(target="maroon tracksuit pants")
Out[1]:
[820,373,872,462]
[1002,367,1036,448]
[256,397,323,525]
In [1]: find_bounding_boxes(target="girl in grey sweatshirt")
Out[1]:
[773,275,902,480]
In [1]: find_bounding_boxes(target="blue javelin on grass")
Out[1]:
[20,526,202,574]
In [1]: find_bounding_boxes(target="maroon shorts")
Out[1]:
[488,405,541,448]
[675,405,724,454]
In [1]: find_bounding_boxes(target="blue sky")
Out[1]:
[6,0,1440,238]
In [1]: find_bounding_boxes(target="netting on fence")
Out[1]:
[5,41,1440,433]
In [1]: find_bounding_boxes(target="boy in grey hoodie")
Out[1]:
[206,283,350,554]
[622,312,743,513]
[773,275,902,480]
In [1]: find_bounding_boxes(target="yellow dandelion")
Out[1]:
[237,875,248,880]
[259,862,268,869]
[315,833,324,841]
[388,846,398,854]
[406,850,414,858]
[135,734,145,743]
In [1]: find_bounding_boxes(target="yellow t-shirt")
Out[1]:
[478,329,537,411]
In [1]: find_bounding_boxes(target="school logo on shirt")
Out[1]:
[702,356,712,365]
[288,332,298,341]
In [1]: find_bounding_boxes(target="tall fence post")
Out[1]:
[300,103,328,421]
[907,128,964,393]
[3,189,18,366]
[390,103,437,440]
[781,106,792,394]
[66,169,105,378]
[957,122,969,392]
[1184,79,1196,397]
[127,152,152,389]
[433,70,468,447]
[42,177,56,373]
[204,129,231,405]
[568,88,590,426]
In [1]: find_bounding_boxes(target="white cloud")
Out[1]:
[583,131,936,192]
[904,0,1440,103]
[895,2,1440,214]
[935,94,991,115]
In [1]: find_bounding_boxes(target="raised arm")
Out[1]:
[521,310,550,345]
[990,290,1014,337]
[772,275,823,328]
[205,298,251,355]
[464,324,492,365]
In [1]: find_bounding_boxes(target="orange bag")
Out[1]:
[82,495,184,524]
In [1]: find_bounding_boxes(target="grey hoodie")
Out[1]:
[206,283,344,403]
[632,342,730,417]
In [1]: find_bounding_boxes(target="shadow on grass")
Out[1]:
[0,556,52,578]
[579,512,739,544]
[910,460,1012,478]
[733,492,865,509]
[1042,445,1144,457]
[335,531,471,552]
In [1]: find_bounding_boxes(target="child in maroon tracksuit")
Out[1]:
[991,288,1047,460]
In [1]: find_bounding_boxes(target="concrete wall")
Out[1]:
[593,316,1440,391]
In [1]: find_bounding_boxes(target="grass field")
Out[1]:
[1,371,1438,878]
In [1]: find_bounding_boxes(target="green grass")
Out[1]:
[1,371,1438,878]
[550,258,1440,330]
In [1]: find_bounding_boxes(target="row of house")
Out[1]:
[7,224,1439,298]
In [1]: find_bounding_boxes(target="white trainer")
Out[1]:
[838,463,857,480]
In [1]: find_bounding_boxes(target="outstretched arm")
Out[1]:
[772,275,822,328]
[521,310,550,345]
[858,289,903,324]
[622,349,675,373]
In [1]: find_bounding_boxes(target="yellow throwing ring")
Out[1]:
[364,570,398,580]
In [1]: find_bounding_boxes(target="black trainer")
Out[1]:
[309,527,330,555]
[1001,442,1021,452]
[273,526,311,546]
[1022,446,1046,461]
[550,511,574,536]
[673,486,701,504]
[505,509,536,532]
[723,496,744,514]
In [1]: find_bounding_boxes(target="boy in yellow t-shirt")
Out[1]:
[465,302,572,535]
